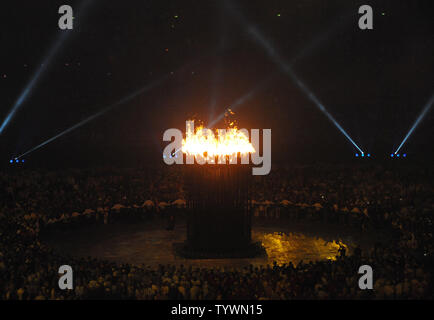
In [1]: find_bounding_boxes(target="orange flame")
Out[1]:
[181,121,255,161]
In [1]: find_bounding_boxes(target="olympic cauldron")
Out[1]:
[176,122,263,258]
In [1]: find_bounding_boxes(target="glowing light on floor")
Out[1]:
[259,232,348,266]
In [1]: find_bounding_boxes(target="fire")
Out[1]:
[181,121,255,161]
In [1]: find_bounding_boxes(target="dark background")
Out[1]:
[0,0,432,167]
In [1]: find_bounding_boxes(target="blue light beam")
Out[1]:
[208,5,351,136]
[223,1,365,154]
[0,32,69,134]
[208,73,276,128]
[14,47,219,159]
[16,77,165,159]
[394,93,434,155]
[0,1,94,134]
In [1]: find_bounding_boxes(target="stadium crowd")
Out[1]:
[0,164,432,299]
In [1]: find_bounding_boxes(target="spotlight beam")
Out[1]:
[208,73,276,128]
[0,32,68,134]
[15,52,216,159]
[289,72,365,155]
[208,10,228,124]
[0,0,94,134]
[394,93,434,154]
[223,1,365,154]
[16,77,166,159]
[289,11,353,66]
[208,8,352,129]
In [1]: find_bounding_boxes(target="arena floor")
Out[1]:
[44,219,383,268]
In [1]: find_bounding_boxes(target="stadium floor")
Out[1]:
[43,219,385,268]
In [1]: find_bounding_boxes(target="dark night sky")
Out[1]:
[0,0,433,166]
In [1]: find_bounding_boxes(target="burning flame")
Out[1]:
[181,121,255,161]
